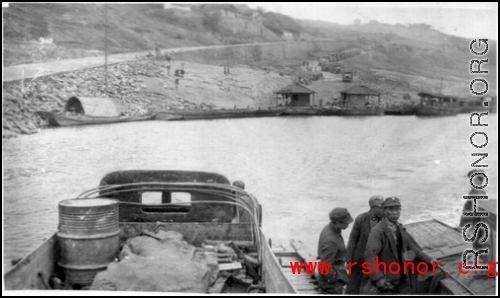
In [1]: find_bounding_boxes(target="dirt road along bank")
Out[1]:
[3,44,233,83]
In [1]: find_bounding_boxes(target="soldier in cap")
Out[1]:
[345,195,384,294]
[232,180,251,223]
[362,197,434,294]
[317,207,353,294]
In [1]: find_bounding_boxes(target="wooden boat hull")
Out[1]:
[7,219,496,294]
[160,109,285,121]
[459,107,491,114]
[4,170,299,293]
[4,234,58,290]
[404,219,496,295]
[7,203,495,294]
[5,228,302,293]
[384,108,416,115]
[251,109,286,117]
[262,237,320,294]
[154,112,185,121]
[169,109,251,120]
[283,108,321,116]
[415,106,460,116]
[39,112,155,127]
[337,109,385,116]
[317,108,343,116]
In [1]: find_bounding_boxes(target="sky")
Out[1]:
[209,2,498,39]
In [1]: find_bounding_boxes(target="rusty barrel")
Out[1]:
[57,198,119,287]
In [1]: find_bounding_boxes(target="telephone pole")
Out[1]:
[104,4,108,97]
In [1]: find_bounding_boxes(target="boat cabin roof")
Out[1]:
[418,92,457,100]
[275,83,316,95]
[65,97,139,117]
[65,97,120,117]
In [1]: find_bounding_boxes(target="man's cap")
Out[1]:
[369,195,384,208]
[467,169,485,177]
[233,180,245,189]
[329,207,354,223]
[383,197,402,208]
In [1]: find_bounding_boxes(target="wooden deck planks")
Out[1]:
[275,241,321,295]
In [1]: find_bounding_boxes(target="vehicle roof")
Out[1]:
[100,170,231,186]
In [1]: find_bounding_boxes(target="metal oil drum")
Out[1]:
[57,198,119,287]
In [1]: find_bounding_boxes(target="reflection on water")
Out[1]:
[3,115,498,269]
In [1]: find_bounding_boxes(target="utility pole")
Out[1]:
[104,4,108,97]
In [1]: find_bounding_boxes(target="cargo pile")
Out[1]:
[91,230,249,293]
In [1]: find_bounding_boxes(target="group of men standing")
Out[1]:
[318,168,494,295]
[317,196,435,295]
[154,48,185,90]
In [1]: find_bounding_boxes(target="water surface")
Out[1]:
[3,115,498,269]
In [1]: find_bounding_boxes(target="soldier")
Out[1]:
[317,207,353,294]
[362,197,435,294]
[231,180,254,224]
[345,195,384,294]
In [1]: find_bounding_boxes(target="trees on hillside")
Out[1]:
[202,11,222,32]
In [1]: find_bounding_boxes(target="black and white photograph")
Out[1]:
[2,2,498,295]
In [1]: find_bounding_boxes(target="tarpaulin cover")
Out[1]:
[91,230,219,292]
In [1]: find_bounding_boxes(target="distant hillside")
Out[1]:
[3,3,497,94]
[3,3,294,66]
[298,19,497,92]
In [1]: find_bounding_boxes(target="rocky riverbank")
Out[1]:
[3,56,296,138]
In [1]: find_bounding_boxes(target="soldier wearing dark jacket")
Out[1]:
[362,197,434,295]
[345,195,384,294]
[317,207,354,294]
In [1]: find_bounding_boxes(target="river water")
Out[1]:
[3,115,498,270]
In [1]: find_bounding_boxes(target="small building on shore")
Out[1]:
[339,85,381,109]
[415,92,464,115]
[275,83,316,107]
